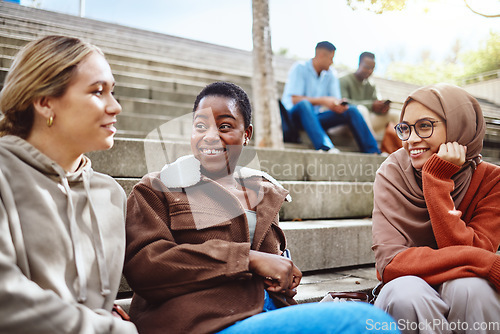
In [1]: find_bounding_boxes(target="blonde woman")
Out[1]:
[0,35,138,333]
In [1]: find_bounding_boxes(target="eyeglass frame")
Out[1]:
[394,119,441,141]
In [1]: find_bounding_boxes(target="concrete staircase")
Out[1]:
[87,138,384,304]
[1,1,499,308]
[0,1,422,146]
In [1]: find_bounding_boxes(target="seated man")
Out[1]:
[280,41,380,154]
[340,52,401,153]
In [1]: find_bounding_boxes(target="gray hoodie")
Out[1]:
[0,135,137,333]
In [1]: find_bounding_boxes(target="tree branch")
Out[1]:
[463,0,500,18]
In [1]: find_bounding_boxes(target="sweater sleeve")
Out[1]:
[124,178,251,304]
[422,154,500,251]
[381,155,500,290]
[383,245,500,291]
[0,174,138,334]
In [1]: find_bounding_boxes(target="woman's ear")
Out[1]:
[32,96,54,119]
[244,124,253,145]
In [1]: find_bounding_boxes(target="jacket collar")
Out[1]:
[160,155,291,202]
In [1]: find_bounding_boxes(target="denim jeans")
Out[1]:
[217,298,400,334]
[282,100,381,153]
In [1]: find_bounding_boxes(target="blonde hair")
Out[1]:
[0,35,103,138]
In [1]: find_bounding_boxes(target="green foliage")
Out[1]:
[386,60,464,85]
[275,47,289,56]
[385,32,499,85]
[347,1,499,84]
[26,0,42,8]
[346,0,406,14]
[460,31,500,78]
[346,0,500,17]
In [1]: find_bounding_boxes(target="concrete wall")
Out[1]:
[464,77,500,105]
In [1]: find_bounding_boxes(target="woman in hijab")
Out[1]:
[372,83,500,333]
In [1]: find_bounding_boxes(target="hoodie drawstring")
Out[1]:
[83,174,111,298]
[54,165,111,303]
[57,169,88,303]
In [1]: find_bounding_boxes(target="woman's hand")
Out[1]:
[249,250,302,293]
[437,142,467,167]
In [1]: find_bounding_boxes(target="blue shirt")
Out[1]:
[281,59,342,113]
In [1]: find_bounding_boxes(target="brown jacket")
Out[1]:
[124,157,293,334]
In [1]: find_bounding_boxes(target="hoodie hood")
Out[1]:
[0,135,111,303]
[0,135,92,181]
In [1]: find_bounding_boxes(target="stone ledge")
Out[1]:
[280,183,374,220]
[296,265,378,303]
[116,219,375,297]
[281,219,374,271]
[115,178,374,220]
[115,265,379,313]
[88,138,386,182]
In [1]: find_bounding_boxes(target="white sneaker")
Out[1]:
[327,148,340,154]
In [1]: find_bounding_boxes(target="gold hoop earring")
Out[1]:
[47,116,54,127]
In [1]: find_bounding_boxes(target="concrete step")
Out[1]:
[0,43,20,57]
[0,52,277,112]
[116,113,176,134]
[113,72,214,94]
[282,219,374,271]
[296,265,378,303]
[0,15,256,70]
[117,97,192,118]
[0,3,295,77]
[1,60,254,109]
[0,31,31,48]
[113,81,203,104]
[2,57,249,106]
[88,138,386,182]
[112,68,254,95]
[0,33,288,88]
[115,216,377,309]
[113,114,364,148]
[371,77,419,104]
[0,5,295,78]
[115,176,374,221]
[116,264,379,313]
[0,41,265,88]
[280,183,373,219]
[109,59,260,89]
[117,113,193,141]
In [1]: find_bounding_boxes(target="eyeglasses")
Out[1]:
[394,119,441,141]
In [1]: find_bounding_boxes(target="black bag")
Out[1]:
[279,100,302,143]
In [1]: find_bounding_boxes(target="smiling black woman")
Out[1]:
[124,82,399,334]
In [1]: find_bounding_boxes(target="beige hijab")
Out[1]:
[372,83,486,277]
